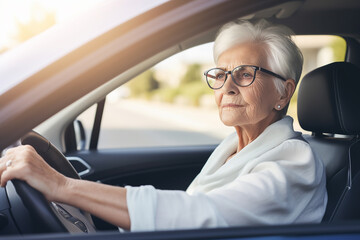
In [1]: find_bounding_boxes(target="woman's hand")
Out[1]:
[0,145,68,202]
[0,145,130,229]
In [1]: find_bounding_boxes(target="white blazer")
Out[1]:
[126,116,328,231]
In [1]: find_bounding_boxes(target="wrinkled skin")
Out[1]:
[214,42,295,152]
[0,145,66,201]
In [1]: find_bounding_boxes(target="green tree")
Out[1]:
[180,63,202,85]
[127,70,160,97]
[330,37,346,62]
[176,63,212,106]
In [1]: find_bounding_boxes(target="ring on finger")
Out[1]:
[5,160,12,168]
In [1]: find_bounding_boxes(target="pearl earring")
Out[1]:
[277,105,281,109]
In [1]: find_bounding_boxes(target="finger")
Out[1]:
[0,169,18,187]
[0,165,6,187]
[4,145,34,157]
[0,146,35,187]
[0,162,28,187]
[0,169,9,187]
[0,167,14,188]
[0,159,6,172]
[0,156,11,183]
[3,146,19,156]
[17,145,40,162]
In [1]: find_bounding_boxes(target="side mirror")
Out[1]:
[74,120,86,151]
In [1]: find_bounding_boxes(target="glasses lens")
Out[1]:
[232,66,255,86]
[206,69,226,89]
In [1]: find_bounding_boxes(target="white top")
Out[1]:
[126,116,328,231]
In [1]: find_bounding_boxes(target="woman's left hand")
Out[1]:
[0,145,68,202]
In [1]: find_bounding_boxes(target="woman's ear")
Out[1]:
[276,79,296,110]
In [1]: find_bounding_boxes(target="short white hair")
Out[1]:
[213,19,303,95]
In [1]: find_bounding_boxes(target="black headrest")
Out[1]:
[298,62,360,135]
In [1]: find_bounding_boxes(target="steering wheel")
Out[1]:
[7,131,96,233]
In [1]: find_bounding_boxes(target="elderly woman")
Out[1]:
[0,20,327,231]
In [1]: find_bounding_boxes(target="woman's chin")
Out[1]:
[219,109,246,127]
[220,118,240,127]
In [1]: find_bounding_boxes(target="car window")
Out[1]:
[76,36,346,149]
[0,0,169,96]
[288,35,346,132]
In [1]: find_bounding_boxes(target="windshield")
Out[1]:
[0,0,168,95]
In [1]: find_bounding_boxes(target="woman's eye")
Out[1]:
[243,73,252,78]
[234,71,252,79]
[216,73,225,80]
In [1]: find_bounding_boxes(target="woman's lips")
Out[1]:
[221,103,244,108]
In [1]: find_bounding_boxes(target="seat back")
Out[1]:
[297,62,360,222]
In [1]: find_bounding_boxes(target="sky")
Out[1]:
[0,0,213,64]
[0,0,103,49]
[0,0,338,68]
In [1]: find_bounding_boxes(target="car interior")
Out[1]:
[298,62,360,222]
[1,0,360,238]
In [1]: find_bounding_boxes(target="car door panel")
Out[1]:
[66,145,215,190]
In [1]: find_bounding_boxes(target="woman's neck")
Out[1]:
[234,114,282,153]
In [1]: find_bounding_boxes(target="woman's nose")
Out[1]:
[222,74,239,95]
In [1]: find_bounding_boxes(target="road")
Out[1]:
[79,99,304,149]
[79,99,234,149]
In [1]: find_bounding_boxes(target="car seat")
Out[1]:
[297,62,360,222]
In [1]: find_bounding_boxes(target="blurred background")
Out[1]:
[1,0,346,149]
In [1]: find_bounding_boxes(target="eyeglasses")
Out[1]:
[204,65,286,89]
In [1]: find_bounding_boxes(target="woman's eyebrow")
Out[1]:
[216,66,228,70]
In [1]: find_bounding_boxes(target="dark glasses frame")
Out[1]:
[204,65,286,89]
